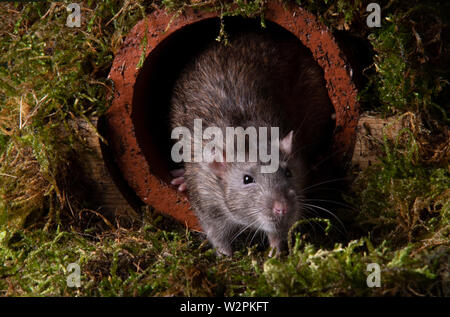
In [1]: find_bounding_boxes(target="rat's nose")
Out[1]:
[273,200,288,215]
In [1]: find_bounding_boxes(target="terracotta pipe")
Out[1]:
[105,1,359,232]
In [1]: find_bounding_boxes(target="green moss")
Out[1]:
[162,0,266,18]
[161,0,267,43]
[262,237,444,296]
[1,219,447,296]
[347,126,449,244]
[0,1,147,226]
[367,1,449,124]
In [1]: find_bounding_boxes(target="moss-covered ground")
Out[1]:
[0,0,448,296]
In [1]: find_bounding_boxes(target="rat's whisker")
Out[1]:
[302,198,356,211]
[303,149,343,178]
[231,219,259,244]
[299,177,351,194]
[302,203,346,235]
[248,222,264,246]
[300,206,327,232]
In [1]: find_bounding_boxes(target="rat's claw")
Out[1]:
[171,176,185,185]
[215,246,233,257]
[178,183,187,192]
[171,177,187,192]
[170,169,187,192]
[268,247,280,258]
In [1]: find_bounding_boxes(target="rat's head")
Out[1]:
[207,131,306,233]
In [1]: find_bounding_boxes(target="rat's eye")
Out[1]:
[243,175,254,184]
[285,168,292,178]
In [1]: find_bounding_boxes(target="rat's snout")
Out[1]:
[272,200,288,215]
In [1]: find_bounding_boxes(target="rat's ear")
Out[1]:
[208,160,227,178]
[280,130,294,156]
[207,149,227,178]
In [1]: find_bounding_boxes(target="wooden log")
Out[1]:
[70,117,140,220]
[351,114,404,170]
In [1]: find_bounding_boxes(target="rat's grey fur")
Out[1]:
[170,31,333,256]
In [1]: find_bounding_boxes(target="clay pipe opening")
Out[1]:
[104,1,359,231]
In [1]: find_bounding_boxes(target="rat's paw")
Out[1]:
[268,247,279,258]
[215,246,233,258]
[267,233,286,257]
[210,238,233,257]
[170,168,186,192]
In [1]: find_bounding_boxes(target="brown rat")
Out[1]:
[170,30,335,256]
